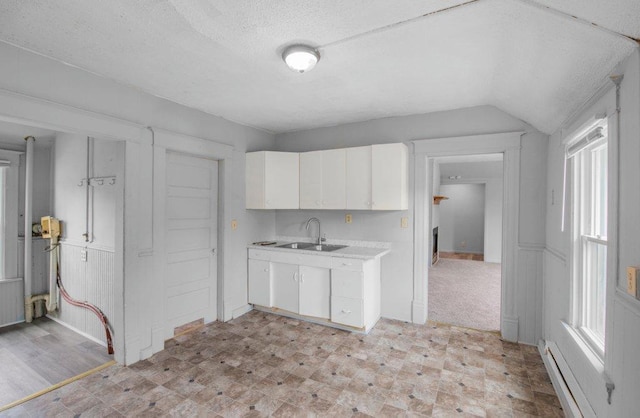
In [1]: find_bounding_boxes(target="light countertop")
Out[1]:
[248,239,390,260]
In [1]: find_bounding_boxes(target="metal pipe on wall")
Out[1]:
[23,136,34,322]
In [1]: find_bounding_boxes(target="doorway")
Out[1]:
[164,151,218,339]
[429,153,504,331]
[0,121,120,408]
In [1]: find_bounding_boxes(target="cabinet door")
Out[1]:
[372,143,408,210]
[265,152,299,209]
[245,152,265,209]
[346,146,372,210]
[248,259,271,307]
[271,262,299,313]
[321,149,346,209]
[298,266,330,319]
[300,151,323,209]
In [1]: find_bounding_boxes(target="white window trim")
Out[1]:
[568,123,608,361]
[0,149,21,281]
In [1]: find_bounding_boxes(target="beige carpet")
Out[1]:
[428,258,501,331]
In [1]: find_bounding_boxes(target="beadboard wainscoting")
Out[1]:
[50,242,115,346]
[0,279,24,326]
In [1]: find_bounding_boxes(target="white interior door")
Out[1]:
[164,152,218,339]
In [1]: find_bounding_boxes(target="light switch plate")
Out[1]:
[401,217,408,228]
[231,220,238,230]
[345,214,352,224]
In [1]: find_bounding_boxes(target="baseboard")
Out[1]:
[46,314,107,348]
[232,304,253,319]
[539,340,596,418]
[501,316,518,342]
[412,300,427,324]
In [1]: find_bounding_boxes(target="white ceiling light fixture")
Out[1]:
[282,45,320,73]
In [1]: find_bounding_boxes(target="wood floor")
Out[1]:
[0,317,113,408]
[439,251,484,261]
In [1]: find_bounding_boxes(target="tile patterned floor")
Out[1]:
[2,311,562,417]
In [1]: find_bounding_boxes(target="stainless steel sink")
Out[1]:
[276,242,315,249]
[305,244,348,252]
[276,242,347,252]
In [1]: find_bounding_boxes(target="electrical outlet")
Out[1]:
[80,249,87,262]
[345,214,352,224]
[627,267,639,297]
[401,217,409,228]
[231,220,238,230]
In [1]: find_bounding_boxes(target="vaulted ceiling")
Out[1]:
[0,0,637,134]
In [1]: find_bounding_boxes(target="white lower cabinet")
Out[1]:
[272,262,300,314]
[248,249,380,332]
[248,259,272,307]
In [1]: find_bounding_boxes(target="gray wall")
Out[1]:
[544,49,640,416]
[438,183,485,254]
[275,105,547,325]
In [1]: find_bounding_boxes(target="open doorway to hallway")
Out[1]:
[428,154,503,331]
[0,119,120,409]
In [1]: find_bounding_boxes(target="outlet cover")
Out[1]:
[231,220,238,230]
[401,217,409,228]
[345,214,352,224]
[80,249,87,262]
[627,267,638,297]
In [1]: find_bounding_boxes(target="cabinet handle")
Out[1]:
[341,309,352,314]
[342,262,352,266]
[300,273,304,283]
[263,268,269,272]
[293,272,298,282]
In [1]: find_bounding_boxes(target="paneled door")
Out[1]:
[164,152,218,339]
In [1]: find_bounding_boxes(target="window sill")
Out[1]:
[561,321,605,373]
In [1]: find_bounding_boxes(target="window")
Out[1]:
[0,150,19,281]
[569,123,608,356]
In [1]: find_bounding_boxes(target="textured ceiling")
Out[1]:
[0,0,637,134]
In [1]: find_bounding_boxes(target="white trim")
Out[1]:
[539,339,593,418]
[232,304,253,319]
[412,132,522,341]
[0,88,147,143]
[413,131,522,154]
[153,127,233,159]
[46,314,108,348]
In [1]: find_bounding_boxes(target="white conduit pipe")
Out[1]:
[23,136,34,322]
[46,236,58,312]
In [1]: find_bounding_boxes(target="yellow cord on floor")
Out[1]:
[0,360,116,412]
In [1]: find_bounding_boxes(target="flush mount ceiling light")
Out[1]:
[282,45,320,73]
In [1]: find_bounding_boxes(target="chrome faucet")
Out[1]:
[305,217,325,245]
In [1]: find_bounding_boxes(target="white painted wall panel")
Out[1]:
[0,279,23,326]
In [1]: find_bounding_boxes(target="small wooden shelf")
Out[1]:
[433,195,449,205]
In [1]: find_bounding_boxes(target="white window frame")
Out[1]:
[569,123,608,359]
[0,149,21,281]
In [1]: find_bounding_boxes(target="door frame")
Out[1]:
[412,132,522,341]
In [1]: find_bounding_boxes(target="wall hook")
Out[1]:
[97,179,104,186]
[77,179,85,187]
[109,178,116,185]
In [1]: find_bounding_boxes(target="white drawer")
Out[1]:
[331,296,364,328]
[331,269,363,298]
[269,251,332,269]
[330,257,364,271]
[248,249,270,261]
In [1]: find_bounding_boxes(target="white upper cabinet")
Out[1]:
[246,143,407,210]
[346,146,372,210]
[371,143,408,210]
[346,143,408,210]
[246,151,299,209]
[300,149,346,209]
